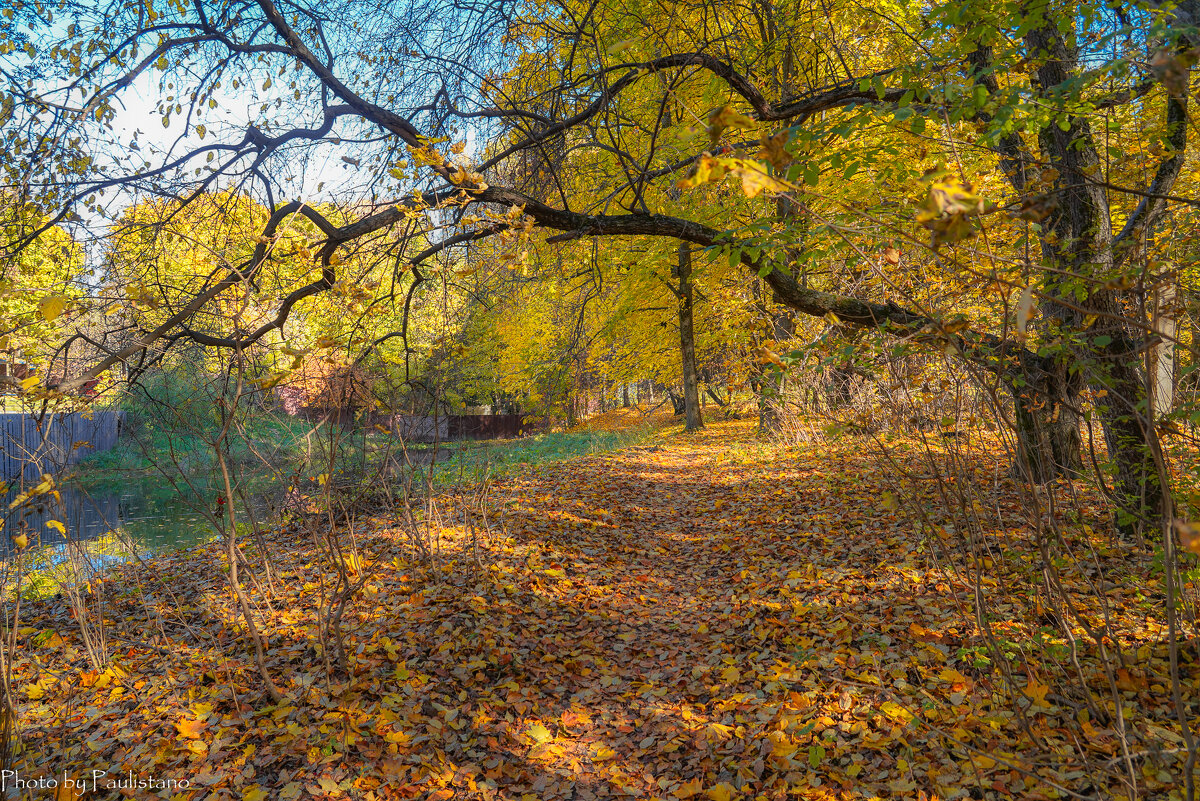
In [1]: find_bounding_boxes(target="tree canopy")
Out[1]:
[3,0,1200,796]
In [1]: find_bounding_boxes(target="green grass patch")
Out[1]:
[430,425,656,484]
[77,411,658,497]
[77,414,314,489]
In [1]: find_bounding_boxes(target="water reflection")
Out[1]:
[1,480,273,570]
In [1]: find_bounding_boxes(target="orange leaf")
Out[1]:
[1025,678,1050,708]
[175,718,206,738]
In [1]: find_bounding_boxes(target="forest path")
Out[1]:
[7,418,1165,800]
[396,418,1005,799]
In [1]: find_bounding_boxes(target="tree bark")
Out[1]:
[705,386,729,407]
[1151,276,1177,418]
[676,242,704,431]
[1013,17,1174,531]
[1096,345,1167,535]
[1011,365,1083,484]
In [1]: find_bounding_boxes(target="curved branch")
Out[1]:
[1114,89,1190,256]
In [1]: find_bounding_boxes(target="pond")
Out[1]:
[1,476,280,574]
[0,438,505,581]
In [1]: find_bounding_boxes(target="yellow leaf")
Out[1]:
[706,722,735,741]
[527,723,553,743]
[738,165,787,198]
[707,105,756,143]
[45,520,65,535]
[243,788,269,801]
[12,533,28,550]
[767,731,797,759]
[592,744,616,761]
[706,782,738,801]
[674,779,703,798]
[880,701,914,724]
[939,668,970,684]
[678,154,736,190]
[253,373,286,390]
[39,295,68,321]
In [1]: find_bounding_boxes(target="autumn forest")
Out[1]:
[2,0,1200,797]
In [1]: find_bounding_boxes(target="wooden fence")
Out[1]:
[0,412,124,482]
[380,414,526,443]
[449,414,526,440]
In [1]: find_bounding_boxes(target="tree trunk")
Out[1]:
[825,366,856,409]
[667,390,686,416]
[676,242,704,431]
[622,383,630,408]
[1096,348,1167,536]
[1018,17,1172,536]
[705,386,729,407]
[1151,276,1177,418]
[1190,292,1200,400]
[1011,365,1083,484]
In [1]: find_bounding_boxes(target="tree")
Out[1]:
[0,199,85,395]
[3,0,1195,533]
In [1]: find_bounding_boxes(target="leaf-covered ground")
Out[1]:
[6,416,1195,800]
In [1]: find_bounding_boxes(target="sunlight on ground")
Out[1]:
[2,418,1187,800]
